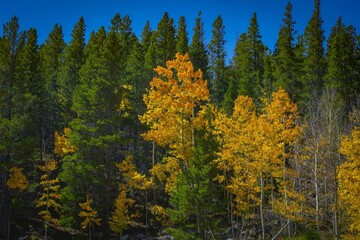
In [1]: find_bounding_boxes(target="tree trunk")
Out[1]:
[260,175,265,240]
[2,173,11,240]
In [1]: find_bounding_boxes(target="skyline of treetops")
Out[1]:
[1,0,360,239]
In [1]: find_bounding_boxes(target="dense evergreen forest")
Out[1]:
[2,0,360,239]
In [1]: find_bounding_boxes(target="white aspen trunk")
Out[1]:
[260,174,265,240]
[314,138,320,232]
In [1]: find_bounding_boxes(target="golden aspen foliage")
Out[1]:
[262,88,303,221]
[109,184,135,234]
[78,195,101,229]
[139,53,209,192]
[150,205,171,227]
[54,127,77,156]
[214,95,262,217]
[214,88,303,220]
[110,156,152,234]
[117,156,153,190]
[36,159,61,227]
[6,167,29,190]
[338,127,360,238]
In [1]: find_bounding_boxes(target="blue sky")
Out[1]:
[1,0,359,60]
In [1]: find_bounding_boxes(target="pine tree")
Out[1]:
[58,17,86,125]
[234,13,264,103]
[141,21,152,53]
[189,12,208,76]
[168,109,223,239]
[325,18,359,110]
[0,17,29,239]
[208,15,227,106]
[274,2,302,102]
[39,23,65,154]
[175,16,189,55]
[154,12,176,67]
[61,25,131,237]
[302,0,326,109]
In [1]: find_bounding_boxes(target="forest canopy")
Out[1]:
[1,0,360,239]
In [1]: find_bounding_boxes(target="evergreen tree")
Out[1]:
[141,21,152,53]
[302,0,326,108]
[175,16,189,55]
[222,67,238,115]
[154,12,176,67]
[274,2,302,102]
[0,16,36,240]
[58,17,86,125]
[325,18,359,109]
[234,13,264,103]
[61,26,132,237]
[208,15,227,106]
[168,123,223,239]
[189,12,208,76]
[119,14,137,61]
[262,52,275,100]
[144,33,157,70]
[39,24,65,154]
[59,27,107,230]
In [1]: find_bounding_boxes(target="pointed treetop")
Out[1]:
[175,16,189,55]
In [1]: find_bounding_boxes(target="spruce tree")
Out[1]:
[175,16,189,55]
[141,21,152,53]
[58,17,86,125]
[154,12,176,67]
[0,16,31,239]
[189,12,208,76]
[208,15,227,106]
[325,18,359,109]
[61,26,131,237]
[234,13,264,103]
[302,0,326,108]
[39,23,65,154]
[59,27,107,231]
[274,2,302,102]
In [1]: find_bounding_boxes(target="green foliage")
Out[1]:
[2,6,360,239]
[302,0,326,108]
[165,228,202,240]
[233,13,264,103]
[325,17,359,109]
[189,12,208,75]
[168,108,223,239]
[274,2,303,103]
[176,16,189,55]
[58,17,86,125]
[208,15,227,106]
[152,12,176,67]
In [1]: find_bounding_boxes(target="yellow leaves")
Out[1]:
[54,127,76,157]
[6,167,28,191]
[111,156,150,234]
[79,195,101,229]
[338,127,360,236]
[214,88,303,218]
[117,156,153,190]
[150,205,170,227]
[140,53,210,192]
[109,184,135,234]
[38,159,58,172]
[37,159,61,227]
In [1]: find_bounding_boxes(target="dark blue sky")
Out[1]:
[1,0,359,60]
